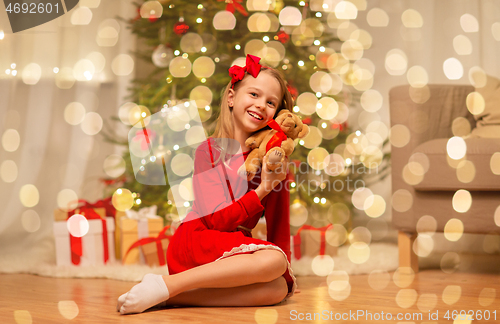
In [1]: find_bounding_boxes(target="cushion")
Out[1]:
[470,75,500,138]
[412,138,500,191]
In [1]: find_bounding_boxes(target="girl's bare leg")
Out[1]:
[164,249,288,298]
[118,249,289,313]
[163,276,288,307]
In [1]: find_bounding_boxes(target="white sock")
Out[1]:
[119,274,170,315]
[116,293,128,312]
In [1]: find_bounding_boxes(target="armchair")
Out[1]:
[389,84,500,272]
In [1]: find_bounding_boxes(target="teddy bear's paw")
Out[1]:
[267,148,285,163]
[246,140,258,149]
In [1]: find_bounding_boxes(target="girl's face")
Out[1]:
[227,71,282,136]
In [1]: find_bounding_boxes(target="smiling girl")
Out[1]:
[117,54,297,314]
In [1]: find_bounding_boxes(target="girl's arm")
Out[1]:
[192,146,265,232]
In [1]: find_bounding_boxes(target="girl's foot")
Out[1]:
[118,274,170,315]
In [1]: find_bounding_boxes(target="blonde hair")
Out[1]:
[211,65,294,139]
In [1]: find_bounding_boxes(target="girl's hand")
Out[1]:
[255,152,289,198]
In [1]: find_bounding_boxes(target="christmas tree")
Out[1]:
[103,0,390,230]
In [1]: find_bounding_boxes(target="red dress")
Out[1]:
[166,138,296,298]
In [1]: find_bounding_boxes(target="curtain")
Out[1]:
[0,0,136,263]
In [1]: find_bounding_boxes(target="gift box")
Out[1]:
[53,214,115,266]
[292,224,338,259]
[119,206,164,264]
[141,238,170,267]
[123,226,171,267]
[54,197,126,260]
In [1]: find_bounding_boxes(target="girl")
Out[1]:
[117,54,297,314]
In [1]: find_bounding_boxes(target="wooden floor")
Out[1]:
[1,270,499,323]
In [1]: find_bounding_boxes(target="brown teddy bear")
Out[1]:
[238,109,310,180]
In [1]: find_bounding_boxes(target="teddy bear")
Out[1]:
[238,109,310,181]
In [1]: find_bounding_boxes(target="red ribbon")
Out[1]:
[265,119,288,153]
[217,0,248,16]
[77,197,116,218]
[292,224,334,260]
[123,226,171,266]
[229,54,262,88]
[67,207,109,266]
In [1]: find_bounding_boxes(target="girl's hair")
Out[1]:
[207,64,294,168]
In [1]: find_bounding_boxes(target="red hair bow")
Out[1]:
[228,54,262,88]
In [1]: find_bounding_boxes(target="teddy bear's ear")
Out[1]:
[297,124,310,139]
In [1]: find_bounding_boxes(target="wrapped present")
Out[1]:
[53,208,115,266]
[292,224,337,259]
[54,198,126,259]
[119,206,164,264]
[123,226,171,267]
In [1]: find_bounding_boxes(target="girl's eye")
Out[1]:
[250,92,257,97]
[268,101,276,106]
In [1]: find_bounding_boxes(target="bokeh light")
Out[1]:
[452,189,472,213]
[444,218,464,241]
[57,189,79,211]
[395,289,418,308]
[13,310,32,324]
[327,270,351,301]
[71,7,92,25]
[491,152,500,175]
[385,49,407,75]
[460,13,479,32]
[103,154,126,178]
[0,160,18,183]
[254,308,278,324]
[392,189,413,212]
[2,129,20,152]
[311,255,334,276]
[417,293,437,313]
[112,188,134,211]
[442,285,461,305]
[443,58,464,80]
[366,8,389,27]
[389,124,410,148]
[169,57,192,78]
[81,112,103,135]
[478,288,496,306]
[21,210,41,233]
[22,63,42,85]
[64,102,86,125]
[66,214,89,238]
[213,11,236,30]
[393,267,415,288]
[447,136,467,160]
[401,9,423,28]
[19,184,39,208]
[453,35,472,55]
[466,92,485,115]
[347,241,370,264]
[112,54,134,76]
[58,300,79,319]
